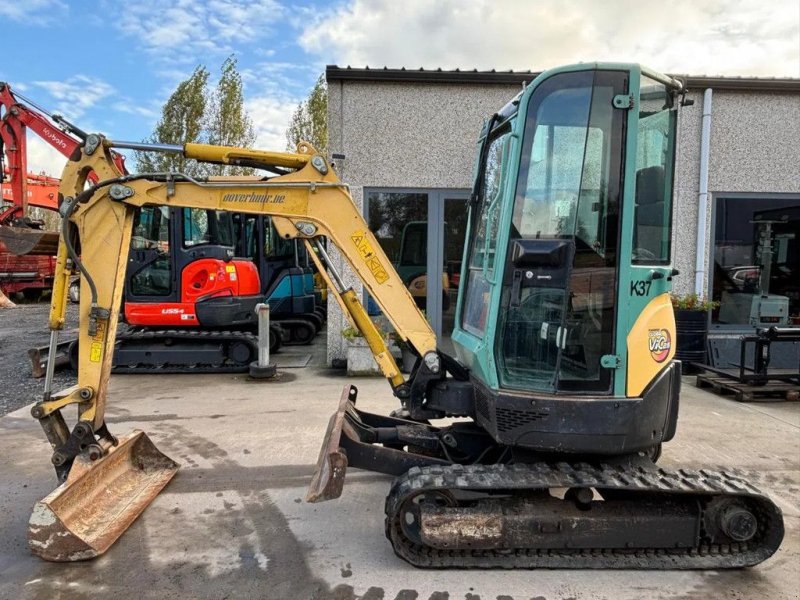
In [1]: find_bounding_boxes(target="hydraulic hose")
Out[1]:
[60,197,98,307]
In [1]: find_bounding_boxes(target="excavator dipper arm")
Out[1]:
[27,136,441,561]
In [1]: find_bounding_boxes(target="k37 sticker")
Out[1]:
[648,329,671,363]
[630,280,652,296]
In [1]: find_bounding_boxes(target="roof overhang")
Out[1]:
[326,66,800,93]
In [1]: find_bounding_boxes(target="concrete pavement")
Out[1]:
[0,367,798,600]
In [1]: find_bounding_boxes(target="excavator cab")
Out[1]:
[451,64,681,454]
[124,206,261,328]
[232,214,322,343]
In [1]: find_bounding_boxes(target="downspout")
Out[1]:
[694,88,713,296]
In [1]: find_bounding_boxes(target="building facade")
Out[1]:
[325,66,800,363]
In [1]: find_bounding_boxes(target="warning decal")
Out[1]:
[351,231,390,284]
[89,319,107,363]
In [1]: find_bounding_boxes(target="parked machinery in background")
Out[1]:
[0,83,114,299]
[0,84,284,370]
[719,215,794,327]
[109,205,284,373]
[233,214,324,344]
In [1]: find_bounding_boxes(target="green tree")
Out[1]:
[135,66,209,176]
[286,74,327,154]
[136,56,256,176]
[205,56,256,176]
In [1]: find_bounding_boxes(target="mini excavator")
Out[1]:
[26,63,783,567]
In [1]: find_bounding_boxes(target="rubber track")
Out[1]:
[384,462,784,569]
[275,318,319,346]
[111,328,258,374]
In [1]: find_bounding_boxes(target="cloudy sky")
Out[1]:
[1,0,797,176]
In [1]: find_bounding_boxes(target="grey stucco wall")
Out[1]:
[672,90,800,297]
[325,80,521,363]
[326,79,800,362]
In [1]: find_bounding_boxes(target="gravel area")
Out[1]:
[0,301,78,416]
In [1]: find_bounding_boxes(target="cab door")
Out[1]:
[456,69,630,395]
[126,206,176,301]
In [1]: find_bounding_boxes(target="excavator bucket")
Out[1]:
[306,386,354,503]
[28,430,178,561]
[28,338,74,378]
[0,226,59,256]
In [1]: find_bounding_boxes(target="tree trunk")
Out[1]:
[0,289,16,308]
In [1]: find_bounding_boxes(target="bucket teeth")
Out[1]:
[28,430,178,562]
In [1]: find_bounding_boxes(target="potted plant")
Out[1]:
[341,325,382,376]
[670,293,720,374]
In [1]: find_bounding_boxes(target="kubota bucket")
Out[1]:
[28,430,178,561]
[0,226,60,255]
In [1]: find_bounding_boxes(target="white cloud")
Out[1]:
[241,61,324,98]
[246,95,300,151]
[112,101,160,120]
[25,135,69,178]
[300,0,800,77]
[0,0,66,23]
[32,75,116,121]
[112,0,285,65]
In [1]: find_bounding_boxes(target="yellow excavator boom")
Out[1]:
[28,136,436,561]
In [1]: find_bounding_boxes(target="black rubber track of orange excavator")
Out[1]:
[111,328,259,374]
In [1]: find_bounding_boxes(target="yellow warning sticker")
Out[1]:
[367,258,389,284]
[351,231,389,284]
[225,265,236,273]
[89,318,106,363]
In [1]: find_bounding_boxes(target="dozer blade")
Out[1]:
[28,430,178,561]
[305,385,355,503]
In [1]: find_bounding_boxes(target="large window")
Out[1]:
[131,206,169,250]
[130,207,172,296]
[713,196,799,326]
[632,77,676,264]
[497,69,626,393]
[234,215,294,260]
[461,127,512,336]
[183,209,234,248]
[365,190,469,342]
[367,192,427,268]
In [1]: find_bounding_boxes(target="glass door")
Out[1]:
[428,194,469,354]
[495,70,628,394]
[365,189,469,346]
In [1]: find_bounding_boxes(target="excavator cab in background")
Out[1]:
[232,214,324,344]
[295,239,327,323]
[67,205,285,373]
[125,206,258,327]
[109,205,285,372]
[22,63,784,567]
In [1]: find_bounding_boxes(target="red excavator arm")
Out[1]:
[0,82,126,225]
[0,170,59,223]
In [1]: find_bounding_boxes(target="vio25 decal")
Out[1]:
[648,329,671,363]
